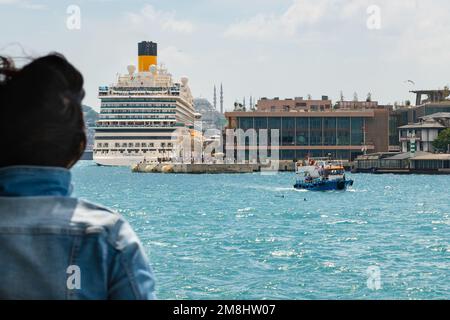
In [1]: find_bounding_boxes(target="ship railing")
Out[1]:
[95,124,176,128]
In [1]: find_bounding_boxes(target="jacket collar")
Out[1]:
[0,166,72,197]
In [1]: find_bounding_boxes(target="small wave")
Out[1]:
[271,250,296,257]
[236,214,254,219]
[245,185,284,192]
[293,189,309,193]
[416,203,425,207]
[427,244,449,253]
[431,220,450,225]
[341,237,359,242]
[247,184,339,193]
[237,207,254,213]
[247,185,308,193]
[323,261,336,268]
[255,237,276,243]
[148,241,170,247]
[418,210,440,215]
[275,187,297,192]
[347,189,367,193]
[327,219,368,225]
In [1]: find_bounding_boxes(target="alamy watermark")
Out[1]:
[66,5,81,30]
[66,265,81,290]
[65,4,382,32]
[170,125,281,173]
[366,266,382,290]
[367,5,381,30]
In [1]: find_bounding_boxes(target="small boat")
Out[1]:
[294,159,354,191]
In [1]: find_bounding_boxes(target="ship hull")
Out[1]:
[93,155,146,167]
[294,179,354,191]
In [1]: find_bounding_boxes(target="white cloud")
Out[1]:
[281,0,329,32]
[126,4,194,34]
[224,0,330,40]
[159,46,193,66]
[223,0,450,64]
[383,0,450,65]
[4,0,447,109]
[224,14,280,39]
[256,54,269,63]
[223,0,429,40]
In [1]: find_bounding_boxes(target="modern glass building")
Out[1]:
[225,110,389,161]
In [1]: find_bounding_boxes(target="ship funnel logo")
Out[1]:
[138,41,157,72]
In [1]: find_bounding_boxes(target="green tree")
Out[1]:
[432,128,450,152]
[82,105,99,128]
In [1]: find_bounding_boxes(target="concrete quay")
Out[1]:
[131,161,296,174]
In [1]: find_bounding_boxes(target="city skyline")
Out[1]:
[1,0,450,111]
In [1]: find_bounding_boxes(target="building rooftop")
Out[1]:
[384,151,431,160]
[411,154,450,161]
[410,89,450,94]
[355,152,400,160]
[398,121,445,129]
[411,89,450,105]
[421,112,450,120]
[225,109,380,117]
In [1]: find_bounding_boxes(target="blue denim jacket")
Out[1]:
[0,166,156,300]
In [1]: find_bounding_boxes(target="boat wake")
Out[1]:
[245,185,305,193]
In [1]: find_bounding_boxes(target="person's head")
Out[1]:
[0,53,86,168]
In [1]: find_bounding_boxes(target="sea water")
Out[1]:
[72,161,450,299]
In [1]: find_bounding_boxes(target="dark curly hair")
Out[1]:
[0,53,86,168]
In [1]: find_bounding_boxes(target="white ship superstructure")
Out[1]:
[93,41,196,166]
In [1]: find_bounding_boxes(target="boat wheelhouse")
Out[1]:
[294,159,354,191]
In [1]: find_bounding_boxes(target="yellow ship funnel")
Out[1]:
[138,41,157,72]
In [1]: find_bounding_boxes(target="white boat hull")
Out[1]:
[93,154,146,167]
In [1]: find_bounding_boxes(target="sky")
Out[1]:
[1,0,449,111]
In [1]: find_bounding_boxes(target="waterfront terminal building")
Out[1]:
[225,90,450,162]
[225,96,389,161]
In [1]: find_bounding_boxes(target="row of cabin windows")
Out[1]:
[100,109,175,114]
[96,122,177,128]
[97,142,173,148]
[269,105,330,112]
[96,149,172,154]
[101,103,175,108]
[100,115,175,119]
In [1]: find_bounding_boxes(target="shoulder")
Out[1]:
[72,198,120,227]
[73,199,141,251]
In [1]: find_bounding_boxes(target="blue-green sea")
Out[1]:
[72,161,450,299]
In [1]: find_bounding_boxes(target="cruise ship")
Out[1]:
[94,41,197,166]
